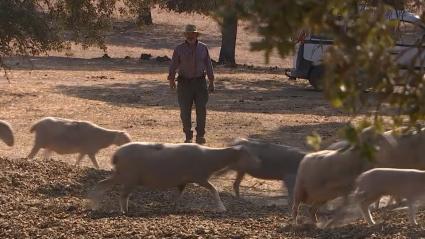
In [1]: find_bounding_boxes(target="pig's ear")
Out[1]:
[229,137,247,147]
[232,144,247,151]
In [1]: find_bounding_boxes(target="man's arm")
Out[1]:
[204,47,215,92]
[168,48,180,88]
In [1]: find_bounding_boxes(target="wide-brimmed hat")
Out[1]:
[184,24,200,34]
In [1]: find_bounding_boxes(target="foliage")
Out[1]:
[306,131,322,151]
[232,0,425,153]
[0,0,120,71]
[0,0,219,64]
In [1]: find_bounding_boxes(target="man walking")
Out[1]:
[168,24,215,144]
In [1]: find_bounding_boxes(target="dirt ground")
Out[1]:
[0,56,347,167]
[1,7,423,238]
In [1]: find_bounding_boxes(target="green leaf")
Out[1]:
[306,131,322,151]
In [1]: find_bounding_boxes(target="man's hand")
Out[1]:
[168,76,176,89]
[208,81,215,93]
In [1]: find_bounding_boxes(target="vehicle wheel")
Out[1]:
[308,66,324,91]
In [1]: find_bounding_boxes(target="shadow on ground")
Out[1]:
[4,56,168,74]
[247,122,348,148]
[4,55,289,75]
[55,77,343,117]
[34,165,288,220]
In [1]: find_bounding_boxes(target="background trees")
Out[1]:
[0,0,239,66]
[0,0,117,68]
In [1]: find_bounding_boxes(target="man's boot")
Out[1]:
[195,136,206,145]
[184,131,193,143]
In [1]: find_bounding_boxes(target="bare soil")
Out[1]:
[1,8,423,238]
[0,56,346,168]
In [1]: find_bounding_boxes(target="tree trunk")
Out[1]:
[219,13,238,66]
[136,7,153,26]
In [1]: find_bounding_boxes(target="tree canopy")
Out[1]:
[0,0,118,64]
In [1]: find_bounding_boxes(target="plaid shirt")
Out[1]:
[168,40,214,80]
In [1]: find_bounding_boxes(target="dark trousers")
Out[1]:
[177,77,209,139]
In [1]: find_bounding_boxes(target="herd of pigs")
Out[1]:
[1,117,425,227]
